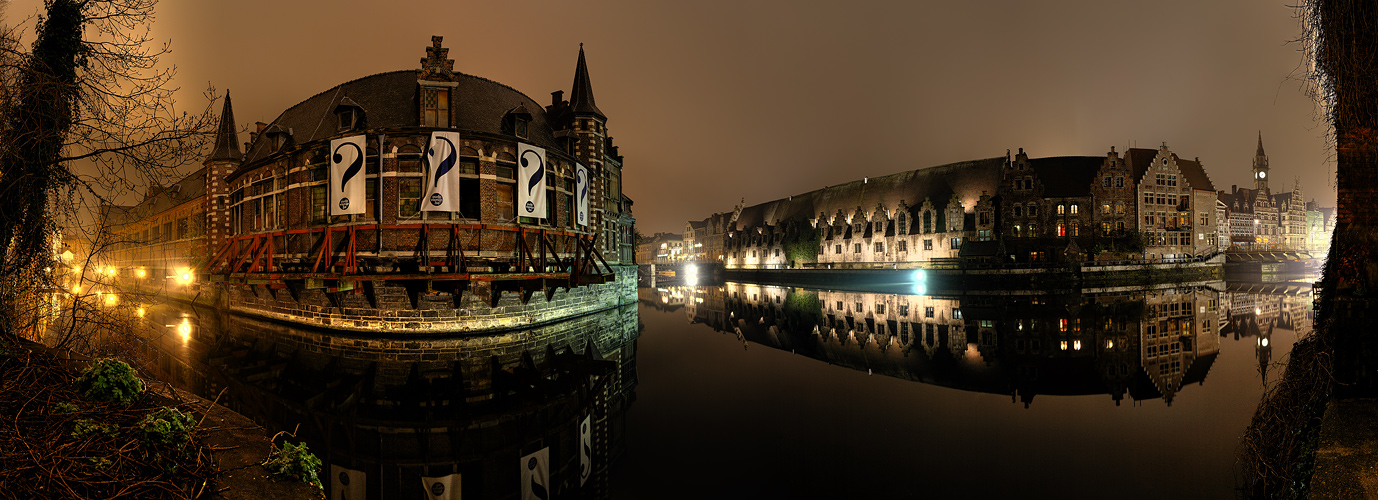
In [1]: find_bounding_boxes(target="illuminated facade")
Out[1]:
[1216,134,1331,252]
[695,143,1220,269]
[100,37,637,332]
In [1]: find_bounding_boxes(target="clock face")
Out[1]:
[1260,171,1266,179]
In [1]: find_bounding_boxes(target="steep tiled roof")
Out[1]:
[732,157,1004,231]
[232,70,569,180]
[1125,148,1158,184]
[106,167,208,230]
[1027,156,1103,198]
[1172,155,1216,192]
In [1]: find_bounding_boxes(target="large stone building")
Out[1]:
[101,37,637,331]
[1216,134,1330,252]
[693,143,1219,269]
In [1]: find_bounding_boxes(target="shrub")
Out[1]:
[137,407,195,449]
[51,401,80,414]
[76,358,144,405]
[262,441,323,490]
[137,407,197,473]
[71,419,119,439]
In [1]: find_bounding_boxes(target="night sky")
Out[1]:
[6,0,1334,235]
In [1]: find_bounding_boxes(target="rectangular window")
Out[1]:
[1057,204,1066,215]
[1070,204,1079,215]
[925,306,935,318]
[399,178,422,218]
[496,183,516,220]
[953,308,963,319]
[1115,176,1124,188]
[364,178,377,220]
[855,302,864,313]
[424,88,450,128]
[835,244,842,254]
[923,239,933,250]
[836,301,843,311]
[1102,176,1111,187]
[950,237,960,249]
[263,195,275,229]
[496,164,515,180]
[898,240,908,252]
[854,243,862,253]
[875,242,885,253]
[899,305,909,316]
[1102,204,1111,215]
[311,185,327,224]
[876,304,886,314]
[460,178,480,219]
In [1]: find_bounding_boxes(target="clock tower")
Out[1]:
[1253,131,1270,192]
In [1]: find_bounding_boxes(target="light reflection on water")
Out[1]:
[616,275,1316,499]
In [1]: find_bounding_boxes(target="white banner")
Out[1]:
[579,415,592,486]
[330,135,367,216]
[421,473,460,500]
[520,447,550,500]
[423,131,462,212]
[517,143,547,219]
[329,464,366,500]
[575,163,590,227]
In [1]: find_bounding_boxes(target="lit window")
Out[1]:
[423,88,450,127]
[1057,204,1065,215]
[923,239,933,250]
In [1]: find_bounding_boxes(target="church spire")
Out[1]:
[569,44,605,120]
[1256,130,1265,157]
[207,91,242,163]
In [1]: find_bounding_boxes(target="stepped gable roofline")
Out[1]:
[207,91,242,163]
[1124,148,1158,183]
[229,69,571,182]
[731,157,1004,232]
[1170,154,1216,192]
[1026,156,1104,198]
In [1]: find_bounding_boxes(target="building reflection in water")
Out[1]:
[648,281,1313,407]
[137,302,639,500]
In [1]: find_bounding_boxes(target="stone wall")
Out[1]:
[219,265,636,335]
[220,290,638,389]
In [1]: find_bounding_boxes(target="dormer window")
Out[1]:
[423,88,450,128]
[335,96,365,132]
[338,108,357,130]
[515,117,529,139]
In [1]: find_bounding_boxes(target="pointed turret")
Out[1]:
[1256,131,1266,157]
[207,91,242,163]
[569,44,605,120]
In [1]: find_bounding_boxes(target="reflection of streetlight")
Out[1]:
[136,269,146,279]
[136,306,145,318]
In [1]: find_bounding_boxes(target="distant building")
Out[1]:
[1215,133,1330,252]
[636,232,686,265]
[689,142,1219,269]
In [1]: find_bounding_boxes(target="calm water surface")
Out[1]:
[612,279,1311,500]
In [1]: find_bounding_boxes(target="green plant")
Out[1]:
[76,358,144,405]
[262,441,323,490]
[71,419,119,439]
[87,457,112,470]
[137,407,195,448]
[51,401,80,414]
[137,407,196,474]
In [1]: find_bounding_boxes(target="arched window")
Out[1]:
[1013,204,1024,217]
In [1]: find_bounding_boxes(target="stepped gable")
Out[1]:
[1171,154,1216,192]
[1026,156,1104,198]
[731,157,1005,231]
[1125,148,1158,183]
[232,70,567,180]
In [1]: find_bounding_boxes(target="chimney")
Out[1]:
[551,90,564,107]
[256,122,268,133]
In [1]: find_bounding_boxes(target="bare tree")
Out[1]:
[0,0,214,341]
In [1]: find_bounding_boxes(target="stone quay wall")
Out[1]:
[219,291,638,389]
[216,265,637,334]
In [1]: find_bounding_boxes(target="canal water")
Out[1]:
[137,273,1312,499]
